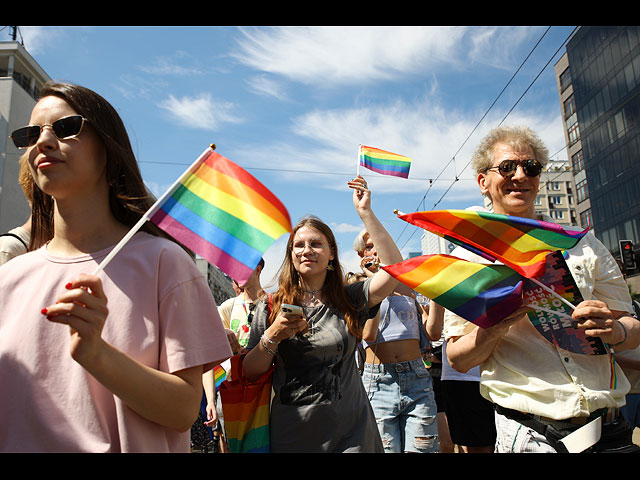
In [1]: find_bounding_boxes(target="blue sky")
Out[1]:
[11,26,576,286]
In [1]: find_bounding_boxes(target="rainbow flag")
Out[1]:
[150,146,292,285]
[213,364,226,390]
[359,145,411,178]
[397,210,587,278]
[219,355,273,453]
[383,254,524,328]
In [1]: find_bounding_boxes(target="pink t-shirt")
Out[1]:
[0,232,232,452]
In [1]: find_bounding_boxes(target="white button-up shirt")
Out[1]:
[444,221,633,420]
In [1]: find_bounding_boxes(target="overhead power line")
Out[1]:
[395,26,578,251]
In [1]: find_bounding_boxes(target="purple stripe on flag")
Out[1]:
[152,210,254,284]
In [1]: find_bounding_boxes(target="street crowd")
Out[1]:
[1,82,640,453]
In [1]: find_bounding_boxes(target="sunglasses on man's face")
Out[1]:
[10,115,87,149]
[486,159,543,178]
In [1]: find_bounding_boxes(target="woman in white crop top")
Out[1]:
[354,229,439,453]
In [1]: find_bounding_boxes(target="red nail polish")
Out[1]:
[41,308,48,315]
[65,282,73,289]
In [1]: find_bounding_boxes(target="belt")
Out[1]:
[537,407,619,426]
[496,404,620,430]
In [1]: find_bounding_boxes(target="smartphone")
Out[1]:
[281,304,303,316]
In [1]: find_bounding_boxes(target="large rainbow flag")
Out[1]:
[219,355,273,453]
[359,145,411,179]
[383,254,524,328]
[150,146,291,285]
[397,210,587,278]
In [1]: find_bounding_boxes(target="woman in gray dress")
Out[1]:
[243,175,402,452]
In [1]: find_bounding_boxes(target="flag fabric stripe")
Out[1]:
[226,424,269,453]
[196,157,291,233]
[152,208,256,282]
[213,365,226,390]
[152,195,263,267]
[202,151,290,225]
[398,210,587,278]
[383,254,524,328]
[220,398,270,425]
[149,147,291,285]
[359,145,411,178]
[168,184,277,253]
[181,171,288,241]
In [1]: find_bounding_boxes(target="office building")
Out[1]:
[555,26,640,280]
[0,39,52,232]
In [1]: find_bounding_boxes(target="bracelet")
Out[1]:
[260,334,278,355]
[609,319,628,347]
[263,331,279,346]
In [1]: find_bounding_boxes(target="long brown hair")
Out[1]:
[269,216,363,339]
[28,82,177,250]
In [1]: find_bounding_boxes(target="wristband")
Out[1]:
[608,319,628,347]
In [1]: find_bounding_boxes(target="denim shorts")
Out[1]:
[362,358,439,453]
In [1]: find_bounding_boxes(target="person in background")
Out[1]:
[612,259,640,431]
[353,229,439,453]
[424,301,455,453]
[242,175,402,452]
[0,154,33,266]
[0,82,231,452]
[201,259,266,447]
[445,125,640,453]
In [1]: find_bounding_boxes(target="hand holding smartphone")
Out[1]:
[281,304,303,317]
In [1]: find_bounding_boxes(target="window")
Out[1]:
[551,210,565,220]
[549,196,563,205]
[564,95,576,118]
[568,122,580,146]
[560,67,572,92]
[580,209,593,229]
[576,179,589,203]
[571,150,585,173]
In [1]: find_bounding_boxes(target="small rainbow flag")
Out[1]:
[150,146,292,285]
[359,145,411,179]
[383,254,524,328]
[213,364,226,390]
[397,210,587,278]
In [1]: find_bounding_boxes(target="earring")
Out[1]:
[326,260,335,271]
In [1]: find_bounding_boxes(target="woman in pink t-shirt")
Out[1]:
[0,83,231,452]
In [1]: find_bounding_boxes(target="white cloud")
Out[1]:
[137,51,205,76]
[231,26,545,89]
[329,222,364,233]
[232,26,468,87]
[158,93,242,130]
[246,75,289,101]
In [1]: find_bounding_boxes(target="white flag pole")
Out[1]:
[357,144,362,177]
[91,145,215,275]
[528,277,577,311]
[525,303,574,321]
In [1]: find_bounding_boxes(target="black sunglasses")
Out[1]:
[10,115,87,149]
[486,159,542,178]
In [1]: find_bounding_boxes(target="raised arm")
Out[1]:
[348,176,403,307]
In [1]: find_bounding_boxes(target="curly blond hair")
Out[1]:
[472,126,549,174]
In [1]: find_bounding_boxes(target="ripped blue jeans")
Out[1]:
[362,358,439,453]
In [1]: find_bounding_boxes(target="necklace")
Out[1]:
[301,287,322,307]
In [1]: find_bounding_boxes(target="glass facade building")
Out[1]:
[563,26,640,266]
